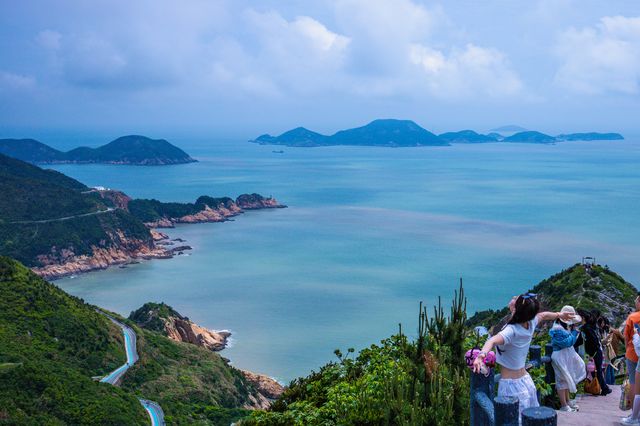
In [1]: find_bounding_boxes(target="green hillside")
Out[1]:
[0,257,276,425]
[121,327,257,425]
[0,135,197,165]
[467,263,638,331]
[0,153,153,267]
[0,153,97,222]
[0,256,148,424]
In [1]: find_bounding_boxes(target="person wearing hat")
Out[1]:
[549,305,586,412]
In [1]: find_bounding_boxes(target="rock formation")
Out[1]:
[129,302,230,351]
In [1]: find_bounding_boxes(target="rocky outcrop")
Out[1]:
[129,302,231,351]
[165,317,231,351]
[236,193,286,210]
[143,195,285,228]
[98,189,132,210]
[31,232,189,280]
[241,370,285,400]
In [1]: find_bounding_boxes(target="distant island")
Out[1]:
[0,135,197,165]
[0,152,285,279]
[251,119,448,147]
[251,119,624,147]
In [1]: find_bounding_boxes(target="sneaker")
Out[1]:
[559,406,576,412]
[569,399,579,410]
[620,416,640,425]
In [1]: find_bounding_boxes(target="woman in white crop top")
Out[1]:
[472,293,575,414]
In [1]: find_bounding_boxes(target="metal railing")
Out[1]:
[470,344,558,426]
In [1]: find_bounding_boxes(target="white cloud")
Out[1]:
[27,0,524,102]
[409,43,523,98]
[207,10,351,97]
[554,15,640,94]
[0,71,36,91]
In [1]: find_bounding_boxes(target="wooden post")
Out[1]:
[522,406,557,425]
[495,396,519,426]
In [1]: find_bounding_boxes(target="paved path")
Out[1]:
[10,207,115,224]
[557,385,627,426]
[98,312,165,426]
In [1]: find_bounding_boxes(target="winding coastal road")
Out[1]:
[99,312,165,426]
[9,207,115,224]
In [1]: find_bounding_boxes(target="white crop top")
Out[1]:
[496,316,538,370]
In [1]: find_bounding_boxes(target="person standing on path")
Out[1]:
[549,306,585,412]
[473,294,575,415]
[575,309,612,396]
[624,294,640,404]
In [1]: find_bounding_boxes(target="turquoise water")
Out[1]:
[52,139,640,382]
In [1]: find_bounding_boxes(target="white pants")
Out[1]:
[498,374,539,415]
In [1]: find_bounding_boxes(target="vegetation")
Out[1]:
[0,154,153,267]
[243,283,469,426]
[0,256,148,424]
[121,324,260,425]
[128,196,235,223]
[0,208,152,267]
[253,119,449,147]
[0,135,196,165]
[128,198,202,222]
[128,302,184,334]
[0,256,269,425]
[467,263,638,331]
[0,153,95,222]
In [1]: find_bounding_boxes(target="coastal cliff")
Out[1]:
[129,302,231,351]
[129,302,285,408]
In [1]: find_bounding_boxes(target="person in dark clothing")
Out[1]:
[575,309,612,396]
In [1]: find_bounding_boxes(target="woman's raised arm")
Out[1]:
[537,311,574,323]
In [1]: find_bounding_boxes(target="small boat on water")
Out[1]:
[272,150,285,154]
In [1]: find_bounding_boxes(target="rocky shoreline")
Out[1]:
[128,302,285,407]
[32,193,286,280]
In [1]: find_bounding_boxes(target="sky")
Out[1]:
[0,0,639,144]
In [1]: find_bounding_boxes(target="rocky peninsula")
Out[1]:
[30,191,286,280]
[0,151,286,280]
[129,302,285,408]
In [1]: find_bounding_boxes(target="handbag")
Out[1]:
[621,379,632,410]
[584,373,601,395]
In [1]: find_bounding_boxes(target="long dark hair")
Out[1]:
[507,294,540,325]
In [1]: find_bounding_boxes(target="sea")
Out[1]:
[50,138,640,383]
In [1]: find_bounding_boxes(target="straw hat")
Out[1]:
[559,305,582,325]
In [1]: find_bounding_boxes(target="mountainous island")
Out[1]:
[0,153,285,279]
[0,135,197,165]
[251,119,448,147]
[251,119,624,147]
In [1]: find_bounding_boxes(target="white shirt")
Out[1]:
[496,316,538,370]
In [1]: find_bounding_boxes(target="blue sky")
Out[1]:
[0,0,639,143]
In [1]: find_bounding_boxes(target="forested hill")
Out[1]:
[0,135,196,165]
[467,263,638,332]
[0,153,100,222]
[0,153,153,268]
[252,119,448,147]
[0,256,270,425]
[0,256,148,424]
